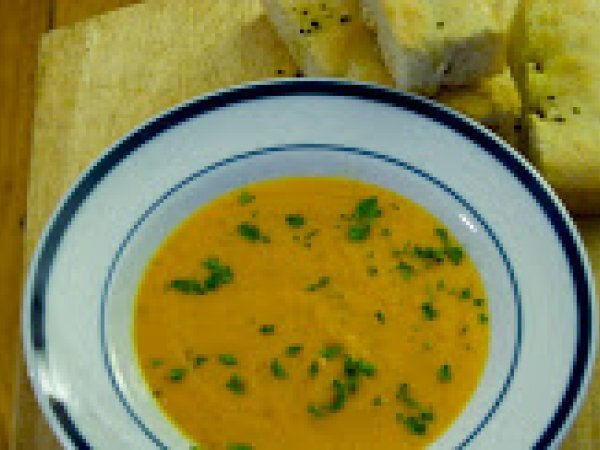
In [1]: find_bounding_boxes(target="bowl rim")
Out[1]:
[21,79,598,449]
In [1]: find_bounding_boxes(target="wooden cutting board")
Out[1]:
[18,0,600,448]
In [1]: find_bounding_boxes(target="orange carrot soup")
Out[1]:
[134,177,490,450]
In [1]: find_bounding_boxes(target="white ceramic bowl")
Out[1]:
[23,80,597,449]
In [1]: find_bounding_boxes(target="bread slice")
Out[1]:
[436,67,521,146]
[361,0,506,94]
[261,0,393,85]
[262,0,520,147]
[363,0,521,144]
[509,0,600,213]
[433,1,521,147]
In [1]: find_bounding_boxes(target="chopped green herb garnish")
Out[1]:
[420,410,435,422]
[413,246,445,263]
[411,229,465,265]
[227,443,253,450]
[306,276,330,292]
[375,310,386,324]
[459,288,472,300]
[438,364,452,383]
[307,403,326,418]
[202,257,234,291]
[286,344,304,357]
[168,257,233,295]
[329,379,347,411]
[259,324,276,335]
[372,395,383,406]
[367,265,378,277]
[285,214,305,228]
[396,383,420,409]
[218,354,238,366]
[309,360,320,378]
[445,246,464,265]
[436,228,464,264]
[436,280,445,291]
[478,313,489,324]
[397,261,415,280]
[355,197,382,220]
[342,355,377,378]
[238,223,260,241]
[193,355,208,368]
[396,386,434,434]
[380,228,392,237]
[238,222,269,242]
[346,197,382,241]
[320,343,343,360]
[403,415,428,435]
[343,355,358,378]
[308,354,378,415]
[435,228,449,243]
[168,279,205,295]
[226,374,246,394]
[357,360,377,377]
[238,191,255,205]
[421,302,439,321]
[473,298,485,307]
[150,358,164,368]
[270,358,288,379]
[168,368,186,382]
[348,223,371,241]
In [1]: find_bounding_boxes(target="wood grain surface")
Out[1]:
[1,1,599,449]
[0,1,50,448]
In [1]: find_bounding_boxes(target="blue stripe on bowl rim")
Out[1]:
[24,79,596,449]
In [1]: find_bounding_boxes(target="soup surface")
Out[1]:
[135,177,490,450]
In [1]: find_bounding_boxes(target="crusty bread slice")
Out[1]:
[437,0,520,147]
[262,0,520,147]
[261,0,393,85]
[509,0,600,213]
[361,0,506,94]
[436,67,521,146]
